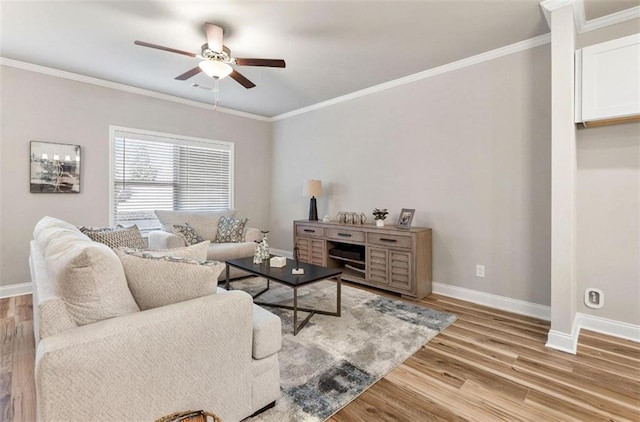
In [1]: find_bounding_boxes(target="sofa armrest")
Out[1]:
[245,227,261,243]
[148,230,186,249]
[36,292,255,422]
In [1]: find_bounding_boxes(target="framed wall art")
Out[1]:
[397,208,415,229]
[30,141,81,193]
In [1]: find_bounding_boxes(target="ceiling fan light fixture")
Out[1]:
[198,60,232,79]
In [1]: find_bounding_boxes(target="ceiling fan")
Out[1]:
[135,22,285,89]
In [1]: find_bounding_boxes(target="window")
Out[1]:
[110,127,233,232]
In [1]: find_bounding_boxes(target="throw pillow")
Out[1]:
[79,225,145,249]
[172,223,204,245]
[34,216,140,326]
[44,241,140,326]
[142,240,210,261]
[116,249,224,311]
[215,216,248,243]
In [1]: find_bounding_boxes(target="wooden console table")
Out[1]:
[294,220,432,300]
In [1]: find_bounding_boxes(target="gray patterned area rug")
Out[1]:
[231,277,457,422]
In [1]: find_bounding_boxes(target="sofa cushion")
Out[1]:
[145,240,210,261]
[217,288,282,359]
[154,209,236,241]
[251,304,282,359]
[215,216,249,243]
[33,216,141,326]
[172,223,204,245]
[34,216,89,253]
[79,225,145,249]
[44,238,140,326]
[117,250,224,310]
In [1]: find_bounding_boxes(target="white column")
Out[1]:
[543,1,579,353]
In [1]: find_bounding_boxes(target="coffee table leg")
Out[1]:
[337,275,341,317]
[293,287,298,335]
[225,264,230,290]
[291,286,318,336]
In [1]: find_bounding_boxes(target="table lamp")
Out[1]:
[303,179,322,221]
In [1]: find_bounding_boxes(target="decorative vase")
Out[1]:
[260,231,270,259]
[253,241,263,264]
[376,219,384,227]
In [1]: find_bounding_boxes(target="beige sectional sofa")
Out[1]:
[29,216,281,422]
[148,209,261,280]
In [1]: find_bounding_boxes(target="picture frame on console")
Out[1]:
[397,208,415,229]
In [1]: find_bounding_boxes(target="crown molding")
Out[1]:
[271,33,552,121]
[577,3,640,34]
[541,0,640,34]
[0,57,270,122]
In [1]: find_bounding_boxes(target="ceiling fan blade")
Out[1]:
[234,58,286,68]
[175,67,202,81]
[134,40,196,58]
[204,22,224,53]
[229,69,256,89]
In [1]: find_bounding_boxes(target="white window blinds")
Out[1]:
[110,127,233,232]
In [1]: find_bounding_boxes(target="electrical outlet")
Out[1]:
[585,288,604,309]
[476,264,485,278]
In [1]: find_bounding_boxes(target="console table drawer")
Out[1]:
[367,232,412,249]
[296,225,325,237]
[326,228,365,243]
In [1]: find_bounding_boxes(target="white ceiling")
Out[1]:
[0,1,637,118]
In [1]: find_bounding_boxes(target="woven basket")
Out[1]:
[155,410,222,422]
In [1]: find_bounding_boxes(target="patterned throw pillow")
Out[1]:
[79,225,145,249]
[172,223,204,245]
[214,216,248,243]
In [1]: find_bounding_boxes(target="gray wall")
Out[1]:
[576,122,639,324]
[270,45,552,306]
[0,66,272,287]
[574,20,640,325]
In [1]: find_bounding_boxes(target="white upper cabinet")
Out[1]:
[575,34,640,123]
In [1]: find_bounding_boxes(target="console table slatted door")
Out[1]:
[293,220,432,300]
[295,224,326,265]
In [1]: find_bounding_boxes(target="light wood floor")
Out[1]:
[2,291,638,421]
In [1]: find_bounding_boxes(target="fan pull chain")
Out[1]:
[213,78,220,111]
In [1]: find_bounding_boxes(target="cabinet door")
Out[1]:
[296,237,311,263]
[579,34,640,121]
[367,247,389,285]
[296,237,325,266]
[388,251,413,291]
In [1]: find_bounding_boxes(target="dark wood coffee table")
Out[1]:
[225,257,342,335]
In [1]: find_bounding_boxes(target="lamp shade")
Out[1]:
[198,60,233,79]
[303,180,322,197]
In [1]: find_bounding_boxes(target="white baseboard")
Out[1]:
[546,326,580,354]
[545,313,640,354]
[432,281,552,321]
[0,282,33,299]
[575,312,640,343]
[432,282,640,351]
